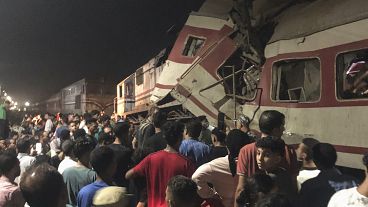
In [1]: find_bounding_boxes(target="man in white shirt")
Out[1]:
[58,140,76,174]
[15,137,35,184]
[44,113,54,132]
[192,128,251,207]
[296,138,320,190]
[328,153,368,207]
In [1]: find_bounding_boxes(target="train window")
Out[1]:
[119,85,123,98]
[272,58,320,102]
[182,36,205,57]
[136,68,143,86]
[336,49,368,99]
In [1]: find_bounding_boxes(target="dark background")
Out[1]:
[0,0,205,102]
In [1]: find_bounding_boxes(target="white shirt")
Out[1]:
[15,153,36,184]
[297,168,320,190]
[328,187,368,207]
[44,119,53,132]
[58,156,77,174]
[192,156,238,207]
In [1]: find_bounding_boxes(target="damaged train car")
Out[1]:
[117,0,368,170]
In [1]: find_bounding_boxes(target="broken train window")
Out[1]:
[272,58,320,102]
[217,49,259,104]
[336,49,368,99]
[182,36,205,57]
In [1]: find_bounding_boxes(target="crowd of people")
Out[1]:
[0,104,367,207]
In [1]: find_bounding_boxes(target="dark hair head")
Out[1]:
[236,173,275,207]
[185,120,202,139]
[90,146,115,175]
[301,138,320,161]
[0,152,19,174]
[61,115,68,124]
[98,132,115,146]
[100,115,110,123]
[167,175,200,206]
[20,163,66,207]
[162,121,185,147]
[113,122,130,141]
[74,129,87,139]
[86,118,98,125]
[259,110,285,135]
[312,143,337,169]
[255,193,292,207]
[226,129,253,176]
[61,140,75,157]
[152,110,167,128]
[16,137,32,153]
[255,136,285,157]
[73,137,94,159]
[363,153,368,169]
[211,128,226,143]
[59,129,71,141]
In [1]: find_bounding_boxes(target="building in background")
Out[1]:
[43,78,114,115]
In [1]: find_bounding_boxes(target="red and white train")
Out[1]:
[116,0,368,170]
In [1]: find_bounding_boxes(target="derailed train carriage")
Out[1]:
[117,0,368,170]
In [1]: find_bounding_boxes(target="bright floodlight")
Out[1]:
[25,101,30,107]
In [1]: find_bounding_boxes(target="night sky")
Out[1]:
[0,0,204,103]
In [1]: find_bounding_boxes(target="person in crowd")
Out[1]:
[20,163,67,207]
[79,113,91,133]
[296,138,320,190]
[126,121,195,207]
[328,153,368,207]
[255,136,297,201]
[129,147,155,207]
[15,137,36,184]
[58,139,76,174]
[236,174,275,207]
[0,100,10,140]
[63,137,96,207]
[44,113,54,133]
[180,119,210,168]
[55,115,69,139]
[77,146,117,207]
[297,143,357,207]
[192,128,251,207]
[109,122,132,187]
[255,193,292,207]
[166,175,202,207]
[98,132,115,146]
[143,110,167,152]
[0,152,25,206]
[236,114,258,141]
[208,127,228,161]
[50,129,71,157]
[198,116,212,145]
[134,106,157,149]
[86,118,99,146]
[74,128,87,140]
[68,121,78,139]
[235,110,298,205]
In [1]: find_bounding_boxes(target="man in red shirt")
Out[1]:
[234,110,298,206]
[126,121,195,207]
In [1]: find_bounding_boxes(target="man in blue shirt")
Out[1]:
[180,120,210,168]
[77,146,117,207]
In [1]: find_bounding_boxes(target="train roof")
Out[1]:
[269,0,368,43]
